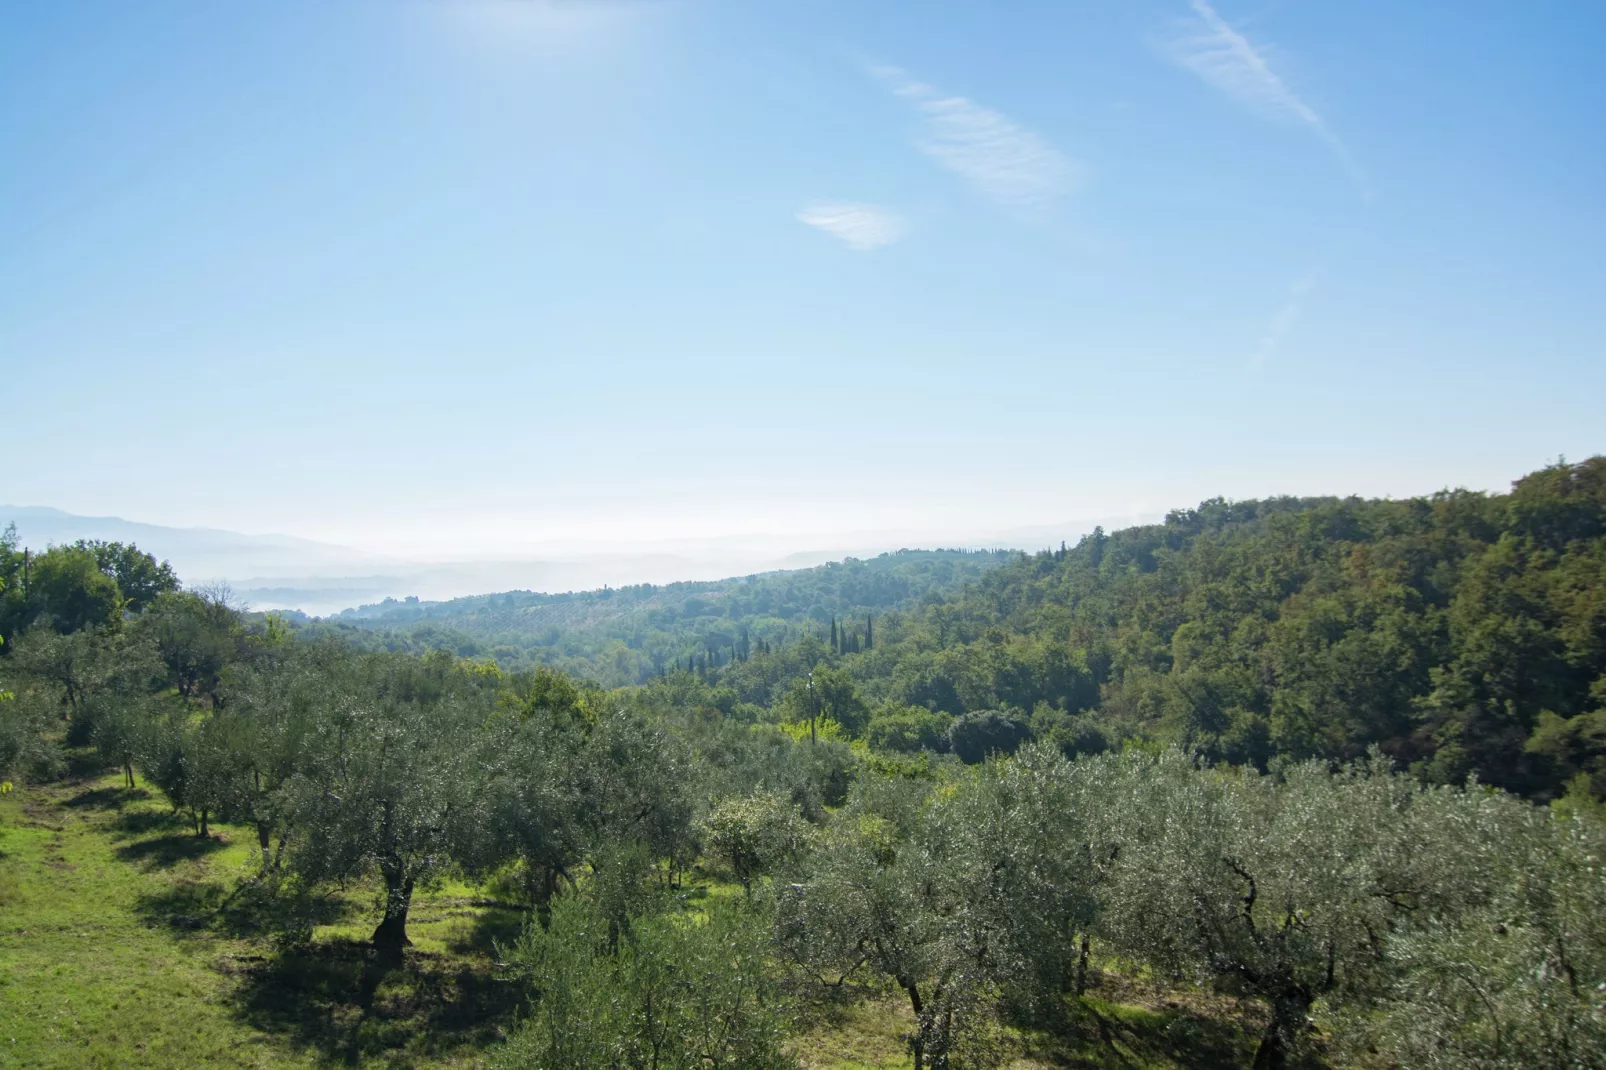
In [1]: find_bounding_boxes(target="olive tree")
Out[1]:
[775,774,995,1070]
[8,627,111,729]
[90,691,152,789]
[478,708,588,910]
[206,652,321,869]
[570,709,698,880]
[0,686,61,785]
[138,699,239,836]
[698,791,812,896]
[1333,787,1606,1068]
[132,589,241,702]
[282,651,496,955]
[1093,749,1432,1070]
[939,745,1106,1015]
[8,627,162,747]
[493,889,794,1070]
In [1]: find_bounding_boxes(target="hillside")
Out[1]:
[308,549,1016,686]
[680,457,1605,800]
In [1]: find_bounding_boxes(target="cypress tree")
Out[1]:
[865,614,873,650]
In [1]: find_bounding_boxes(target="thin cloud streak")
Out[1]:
[1252,276,1315,367]
[1167,0,1369,198]
[797,202,907,251]
[872,65,1080,212]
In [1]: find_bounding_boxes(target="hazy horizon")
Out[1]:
[1,500,1165,614]
[0,450,1573,613]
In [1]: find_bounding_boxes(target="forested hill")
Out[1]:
[303,548,1014,686]
[303,459,1606,802]
[634,458,1606,802]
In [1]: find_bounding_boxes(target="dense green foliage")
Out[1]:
[2,462,1604,1069]
[493,890,793,1069]
[0,525,181,642]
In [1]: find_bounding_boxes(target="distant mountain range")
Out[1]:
[0,506,399,612]
[0,505,380,574]
[1,506,1143,616]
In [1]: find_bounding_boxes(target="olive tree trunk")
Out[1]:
[371,866,415,958]
[1251,988,1313,1070]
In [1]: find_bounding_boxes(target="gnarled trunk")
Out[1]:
[1251,988,1312,1070]
[371,866,414,959]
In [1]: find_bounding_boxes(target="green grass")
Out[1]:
[0,774,300,1067]
[0,759,522,1069]
[0,757,1288,1069]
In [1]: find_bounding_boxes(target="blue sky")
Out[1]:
[3,0,1603,557]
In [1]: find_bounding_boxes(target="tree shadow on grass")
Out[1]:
[108,808,189,837]
[1092,1004,1253,1068]
[115,832,228,870]
[1020,993,1335,1070]
[993,991,1270,1070]
[135,876,350,940]
[64,749,110,781]
[230,940,523,1066]
[65,785,151,811]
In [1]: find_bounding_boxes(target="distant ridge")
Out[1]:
[0,506,388,609]
[0,505,373,558]
[0,506,1130,617]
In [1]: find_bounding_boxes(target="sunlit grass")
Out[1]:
[0,762,520,1068]
[0,772,310,1068]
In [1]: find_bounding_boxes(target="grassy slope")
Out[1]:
[0,758,522,1069]
[0,758,1280,1070]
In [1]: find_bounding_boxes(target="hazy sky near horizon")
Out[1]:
[4,0,1603,556]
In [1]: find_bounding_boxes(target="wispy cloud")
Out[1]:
[1166,0,1368,197]
[872,65,1080,212]
[797,202,907,251]
[1252,276,1315,367]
